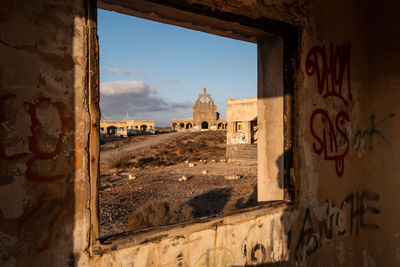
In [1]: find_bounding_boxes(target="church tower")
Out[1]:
[193,88,218,130]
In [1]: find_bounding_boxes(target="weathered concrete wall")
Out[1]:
[1,0,400,266]
[0,0,90,266]
[362,1,400,265]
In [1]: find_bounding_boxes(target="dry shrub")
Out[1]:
[127,200,194,230]
[110,154,131,169]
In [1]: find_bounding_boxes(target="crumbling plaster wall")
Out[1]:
[0,0,91,266]
[1,0,399,266]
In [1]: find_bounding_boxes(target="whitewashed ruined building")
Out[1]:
[226,97,257,160]
[171,88,227,131]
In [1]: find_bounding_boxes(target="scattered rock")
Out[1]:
[202,170,208,175]
[181,175,188,181]
[211,159,216,162]
[227,159,232,163]
[189,163,195,168]
[185,160,189,164]
[128,175,136,180]
[178,178,183,182]
[203,160,207,163]
[224,175,241,180]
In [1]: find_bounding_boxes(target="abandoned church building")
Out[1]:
[1,0,400,266]
[171,88,227,131]
[100,119,155,136]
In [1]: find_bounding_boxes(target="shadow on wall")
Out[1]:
[190,153,293,267]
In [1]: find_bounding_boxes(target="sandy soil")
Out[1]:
[100,131,189,162]
[99,131,257,236]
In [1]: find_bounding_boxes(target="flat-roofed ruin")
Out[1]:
[100,119,154,136]
[226,97,257,160]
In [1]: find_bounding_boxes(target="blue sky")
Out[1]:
[98,9,257,126]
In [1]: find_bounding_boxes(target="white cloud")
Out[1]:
[101,67,145,77]
[100,80,192,121]
[100,80,156,96]
[234,56,253,68]
[235,56,246,63]
[167,78,180,84]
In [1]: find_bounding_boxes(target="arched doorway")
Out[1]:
[140,125,147,131]
[179,122,185,129]
[217,123,223,129]
[172,123,177,130]
[186,123,192,129]
[107,126,117,135]
[201,121,208,129]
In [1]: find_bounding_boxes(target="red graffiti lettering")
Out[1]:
[305,42,352,105]
[310,109,350,177]
[307,42,352,177]
[0,94,73,252]
[24,97,71,182]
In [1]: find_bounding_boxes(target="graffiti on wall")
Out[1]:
[310,109,350,176]
[194,247,234,267]
[305,42,352,105]
[228,132,248,145]
[337,113,395,152]
[307,42,353,177]
[0,93,73,252]
[295,190,380,261]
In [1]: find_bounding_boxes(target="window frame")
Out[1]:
[88,0,298,255]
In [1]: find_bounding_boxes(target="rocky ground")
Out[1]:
[99,131,257,236]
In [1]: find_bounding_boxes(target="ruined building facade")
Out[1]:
[100,119,154,136]
[171,88,227,130]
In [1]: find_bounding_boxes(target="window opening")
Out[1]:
[95,3,292,241]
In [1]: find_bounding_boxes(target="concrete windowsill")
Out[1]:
[93,200,291,255]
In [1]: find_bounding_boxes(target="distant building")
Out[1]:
[171,88,226,131]
[226,97,257,161]
[100,120,155,137]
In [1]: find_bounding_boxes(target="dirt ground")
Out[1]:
[99,131,257,236]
